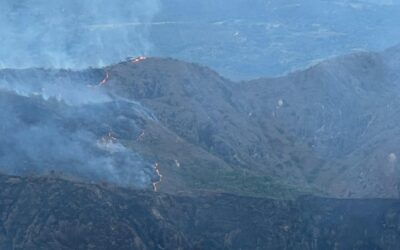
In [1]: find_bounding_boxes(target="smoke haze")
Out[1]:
[0,0,160,69]
[0,68,159,189]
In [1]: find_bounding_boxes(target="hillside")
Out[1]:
[238,45,400,197]
[1,46,400,199]
[1,174,400,249]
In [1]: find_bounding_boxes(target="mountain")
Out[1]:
[103,58,323,197]
[0,59,318,198]
[1,173,400,250]
[3,44,400,248]
[2,45,400,199]
[237,45,400,198]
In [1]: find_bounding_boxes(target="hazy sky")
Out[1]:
[0,0,399,79]
[0,0,160,69]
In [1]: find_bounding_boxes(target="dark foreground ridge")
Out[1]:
[0,174,399,250]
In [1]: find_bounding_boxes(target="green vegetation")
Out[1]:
[185,167,314,199]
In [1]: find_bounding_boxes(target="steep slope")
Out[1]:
[2,46,400,199]
[239,46,400,197]
[104,58,325,196]
[0,59,320,198]
[1,174,400,250]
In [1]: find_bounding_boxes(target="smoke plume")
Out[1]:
[0,68,159,189]
[0,0,160,69]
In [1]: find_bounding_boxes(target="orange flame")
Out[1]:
[98,71,109,86]
[132,56,147,64]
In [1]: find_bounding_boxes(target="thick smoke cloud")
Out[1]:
[0,69,159,189]
[0,0,160,69]
[0,69,111,105]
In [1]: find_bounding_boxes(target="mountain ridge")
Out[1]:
[1,47,400,198]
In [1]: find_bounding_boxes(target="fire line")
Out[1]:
[132,56,147,64]
[98,70,109,86]
[152,163,163,192]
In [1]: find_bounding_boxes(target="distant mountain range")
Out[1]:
[151,0,400,79]
[2,0,399,81]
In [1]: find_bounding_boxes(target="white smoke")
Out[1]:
[0,0,161,69]
[0,68,159,189]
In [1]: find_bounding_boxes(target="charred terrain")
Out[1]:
[1,45,400,248]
